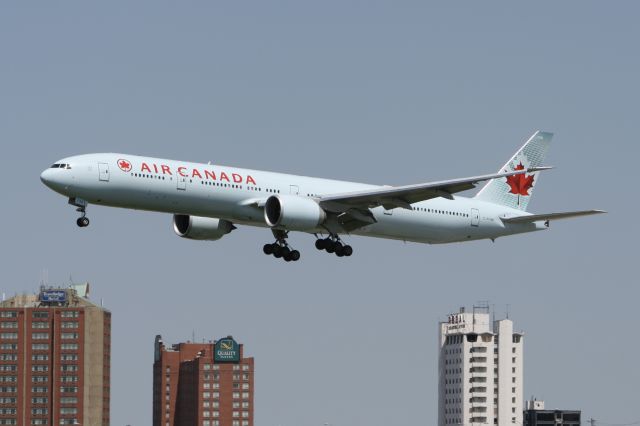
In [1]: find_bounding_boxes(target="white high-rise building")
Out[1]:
[438,306,523,426]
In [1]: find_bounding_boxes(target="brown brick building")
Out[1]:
[0,284,111,425]
[153,335,254,426]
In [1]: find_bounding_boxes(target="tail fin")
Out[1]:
[474,131,553,211]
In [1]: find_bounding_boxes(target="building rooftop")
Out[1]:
[0,282,107,310]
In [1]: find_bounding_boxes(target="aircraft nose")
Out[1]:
[40,168,54,187]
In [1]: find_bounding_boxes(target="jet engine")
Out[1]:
[264,195,326,231]
[173,215,235,241]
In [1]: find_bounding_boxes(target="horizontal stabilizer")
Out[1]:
[501,209,606,224]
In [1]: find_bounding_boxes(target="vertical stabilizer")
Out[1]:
[474,131,552,211]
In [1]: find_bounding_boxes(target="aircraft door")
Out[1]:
[177,175,187,191]
[290,185,299,195]
[471,208,480,227]
[98,163,110,182]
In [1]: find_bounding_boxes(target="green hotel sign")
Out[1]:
[214,337,240,363]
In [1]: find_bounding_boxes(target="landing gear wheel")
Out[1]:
[342,245,353,257]
[290,250,301,261]
[273,245,283,258]
[315,239,326,250]
[325,241,335,253]
[76,217,89,227]
[263,244,274,255]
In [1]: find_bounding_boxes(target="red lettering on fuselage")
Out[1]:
[137,161,256,185]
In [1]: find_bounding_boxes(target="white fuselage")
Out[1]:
[40,153,544,244]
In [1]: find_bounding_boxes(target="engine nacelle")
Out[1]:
[173,215,235,241]
[264,195,326,231]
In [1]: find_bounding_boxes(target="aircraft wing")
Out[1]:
[501,209,606,224]
[319,167,550,212]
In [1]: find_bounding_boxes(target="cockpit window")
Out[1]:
[50,163,71,169]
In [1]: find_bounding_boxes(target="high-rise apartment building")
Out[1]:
[0,284,111,425]
[153,335,254,426]
[438,306,523,426]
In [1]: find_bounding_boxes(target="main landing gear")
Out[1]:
[314,235,353,257]
[69,198,90,228]
[263,230,301,262]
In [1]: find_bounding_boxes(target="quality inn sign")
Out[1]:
[214,337,240,363]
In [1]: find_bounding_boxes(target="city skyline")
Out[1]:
[1,2,637,425]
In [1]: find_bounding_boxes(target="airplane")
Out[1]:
[40,131,604,262]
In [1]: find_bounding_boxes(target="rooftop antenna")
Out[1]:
[506,303,511,319]
[492,303,496,326]
[192,329,196,342]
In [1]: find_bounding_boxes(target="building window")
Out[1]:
[0,322,18,329]
[0,312,17,318]
[61,311,79,318]
[32,333,49,340]
[0,333,18,340]
[32,322,49,329]
[32,312,48,319]
[60,344,78,351]
[61,333,79,340]
[61,322,79,329]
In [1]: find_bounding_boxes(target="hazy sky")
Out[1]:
[1,2,638,425]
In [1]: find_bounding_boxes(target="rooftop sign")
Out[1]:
[214,337,240,363]
[40,290,67,303]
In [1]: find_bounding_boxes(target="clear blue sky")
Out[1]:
[1,2,637,425]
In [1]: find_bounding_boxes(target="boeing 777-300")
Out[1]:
[40,131,604,262]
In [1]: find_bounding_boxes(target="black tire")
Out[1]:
[290,250,301,261]
[273,245,283,258]
[281,247,291,257]
[335,247,345,257]
[325,242,335,253]
[343,245,353,257]
[283,252,293,262]
[315,239,325,250]
[76,218,84,227]
[263,244,274,255]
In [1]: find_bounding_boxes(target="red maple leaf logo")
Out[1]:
[117,159,132,172]
[505,162,534,196]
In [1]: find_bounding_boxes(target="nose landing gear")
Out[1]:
[315,235,353,257]
[69,198,90,228]
[263,230,301,262]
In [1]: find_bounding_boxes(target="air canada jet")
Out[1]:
[41,131,604,262]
